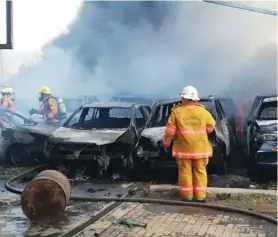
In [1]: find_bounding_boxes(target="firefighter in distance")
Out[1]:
[163,86,216,203]
[0,87,15,111]
[29,86,67,126]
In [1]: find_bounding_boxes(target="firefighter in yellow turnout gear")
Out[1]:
[163,86,216,202]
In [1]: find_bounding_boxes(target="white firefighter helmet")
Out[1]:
[180,86,200,101]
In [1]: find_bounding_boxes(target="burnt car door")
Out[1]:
[0,110,37,164]
[133,105,151,139]
[215,100,232,154]
[245,96,261,153]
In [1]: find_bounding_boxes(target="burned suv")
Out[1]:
[245,94,277,169]
[133,97,235,175]
[44,102,151,177]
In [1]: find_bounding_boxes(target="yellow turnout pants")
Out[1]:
[177,158,209,201]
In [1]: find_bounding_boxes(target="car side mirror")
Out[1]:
[247,120,252,126]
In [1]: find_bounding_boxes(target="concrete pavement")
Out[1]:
[76,202,277,237]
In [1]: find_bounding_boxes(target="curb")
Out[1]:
[150,185,277,197]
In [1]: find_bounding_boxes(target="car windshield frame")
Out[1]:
[64,106,133,130]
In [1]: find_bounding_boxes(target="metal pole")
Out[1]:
[6,0,13,46]
[0,52,3,83]
[0,0,13,50]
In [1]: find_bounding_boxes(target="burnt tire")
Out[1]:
[6,144,33,166]
[87,160,106,179]
[126,153,147,181]
[218,151,228,175]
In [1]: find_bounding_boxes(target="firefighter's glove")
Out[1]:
[29,108,37,115]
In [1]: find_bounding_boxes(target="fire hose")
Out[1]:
[4,165,277,225]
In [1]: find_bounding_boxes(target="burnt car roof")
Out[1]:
[255,94,277,99]
[154,97,215,106]
[82,102,136,108]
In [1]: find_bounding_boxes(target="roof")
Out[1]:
[262,97,277,103]
[155,97,215,106]
[82,102,135,108]
[111,93,168,99]
[256,94,277,100]
[208,95,233,100]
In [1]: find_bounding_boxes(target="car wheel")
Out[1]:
[126,153,148,181]
[63,160,77,179]
[219,152,228,175]
[215,146,228,175]
[6,145,32,166]
[86,160,105,179]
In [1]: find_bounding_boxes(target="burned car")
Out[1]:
[110,93,167,106]
[44,102,151,177]
[245,94,277,170]
[133,97,235,175]
[0,108,57,166]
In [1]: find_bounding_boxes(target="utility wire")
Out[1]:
[203,1,278,16]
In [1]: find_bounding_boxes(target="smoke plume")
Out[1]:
[5,1,278,106]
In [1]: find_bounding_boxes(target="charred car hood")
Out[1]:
[141,127,165,145]
[256,120,278,134]
[14,125,57,137]
[48,127,129,145]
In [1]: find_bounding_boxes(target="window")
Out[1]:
[67,110,82,127]
[84,108,99,121]
[143,106,151,117]
[148,104,172,127]
[135,107,145,128]
[109,108,132,118]
[200,101,214,114]
[154,106,163,126]
[258,101,277,120]
[66,107,132,129]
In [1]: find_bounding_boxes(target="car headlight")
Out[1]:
[257,134,277,141]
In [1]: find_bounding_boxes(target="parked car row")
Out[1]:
[0,94,276,179]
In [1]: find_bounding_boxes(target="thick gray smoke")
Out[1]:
[9,1,277,106]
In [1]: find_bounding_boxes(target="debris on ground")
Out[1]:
[128,187,138,196]
[208,172,277,190]
[87,188,108,193]
[208,173,257,188]
[0,166,33,178]
[112,219,147,228]
[110,174,120,181]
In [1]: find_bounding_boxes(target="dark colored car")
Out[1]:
[244,94,277,170]
[208,96,238,147]
[132,97,235,175]
[43,102,151,177]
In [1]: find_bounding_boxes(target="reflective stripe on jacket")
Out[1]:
[163,101,216,159]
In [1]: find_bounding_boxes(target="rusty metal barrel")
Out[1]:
[21,170,71,223]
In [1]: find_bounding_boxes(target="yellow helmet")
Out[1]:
[39,86,52,95]
[2,87,13,93]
